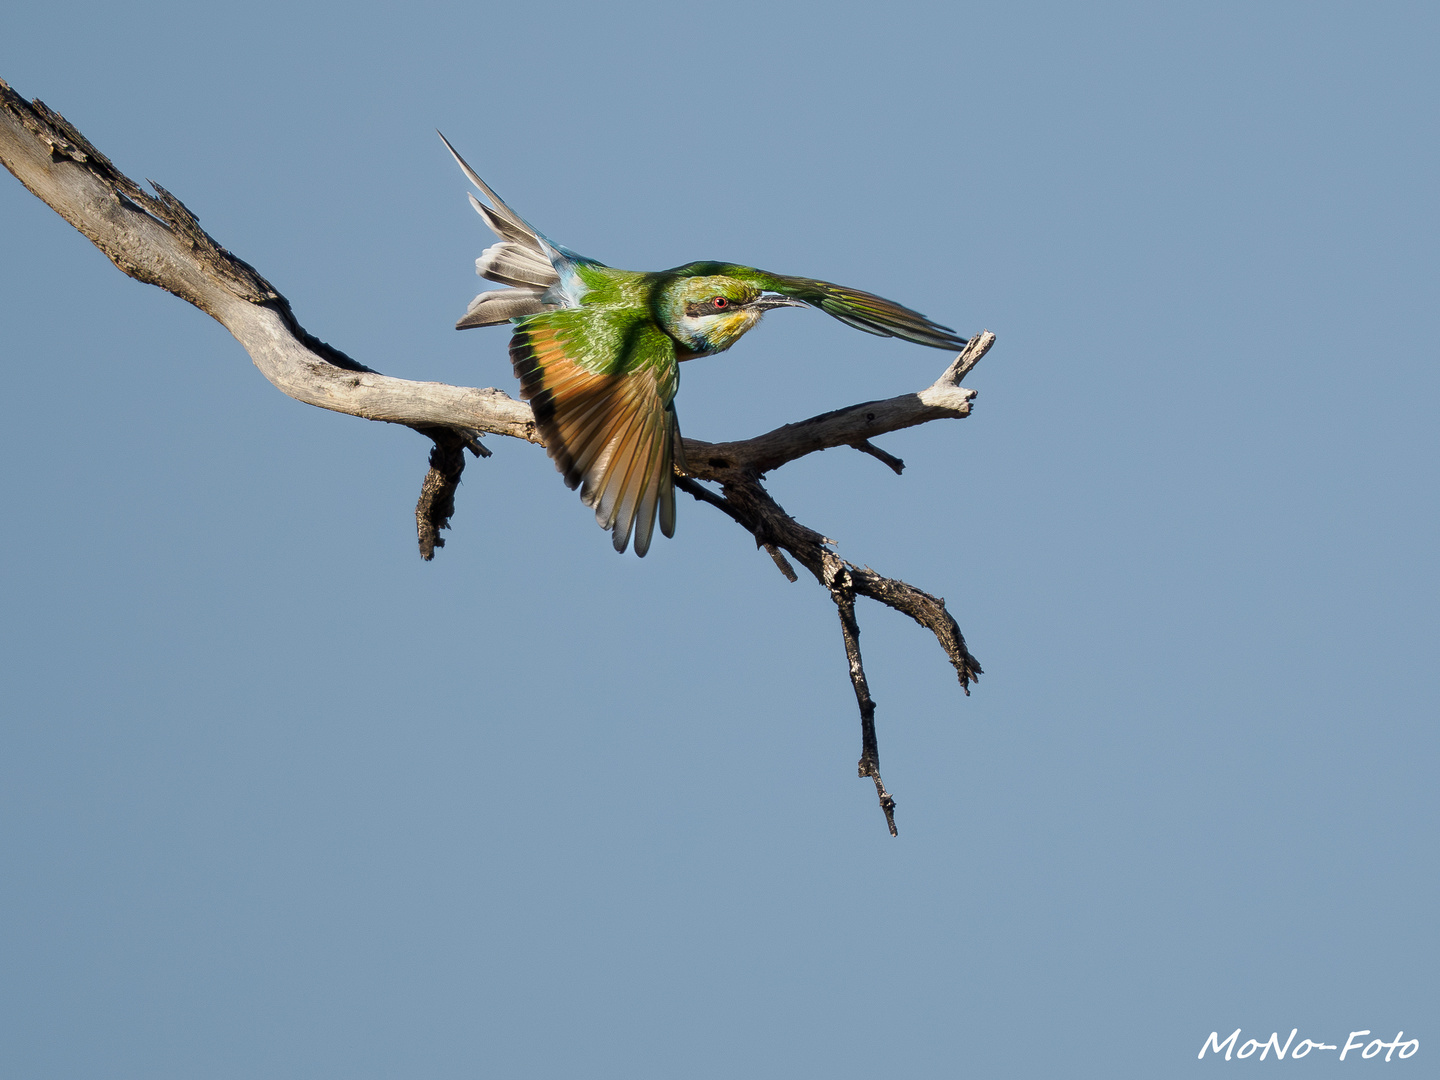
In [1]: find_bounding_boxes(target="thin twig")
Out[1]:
[851,439,905,475]
[831,574,897,836]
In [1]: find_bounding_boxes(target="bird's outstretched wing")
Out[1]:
[674,262,967,351]
[757,272,968,350]
[510,308,681,556]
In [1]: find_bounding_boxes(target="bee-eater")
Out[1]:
[442,134,967,557]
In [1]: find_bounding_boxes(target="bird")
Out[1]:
[441,133,967,557]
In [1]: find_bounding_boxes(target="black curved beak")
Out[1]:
[753,294,808,312]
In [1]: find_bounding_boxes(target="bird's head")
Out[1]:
[659,275,806,356]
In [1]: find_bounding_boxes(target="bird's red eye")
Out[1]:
[712,296,729,310]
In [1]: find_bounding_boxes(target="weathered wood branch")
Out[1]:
[415,427,475,560]
[690,333,991,480]
[834,584,896,835]
[0,76,991,834]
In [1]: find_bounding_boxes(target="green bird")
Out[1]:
[442,134,967,556]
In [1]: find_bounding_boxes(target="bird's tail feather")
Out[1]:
[476,241,559,289]
[441,131,569,327]
[439,132,542,247]
[456,288,556,329]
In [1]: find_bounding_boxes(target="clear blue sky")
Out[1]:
[2,2,1436,1076]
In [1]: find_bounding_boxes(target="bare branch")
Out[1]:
[684,331,993,481]
[708,477,982,694]
[0,78,540,447]
[1,76,991,833]
[832,579,897,836]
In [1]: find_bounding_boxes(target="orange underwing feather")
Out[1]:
[510,311,680,555]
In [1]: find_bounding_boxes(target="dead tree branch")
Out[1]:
[0,77,990,833]
[833,583,895,835]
